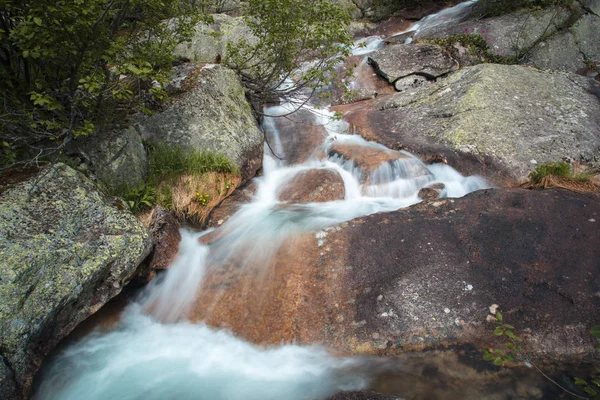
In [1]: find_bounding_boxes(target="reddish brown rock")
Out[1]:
[279,169,346,203]
[148,207,181,271]
[417,183,444,202]
[191,188,600,360]
[329,142,410,172]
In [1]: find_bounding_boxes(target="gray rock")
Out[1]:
[349,64,600,178]
[0,164,152,398]
[134,65,264,179]
[526,12,600,72]
[174,14,254,63]
[368,44,458,83]
[394,74,429,92]
[69,126,148,192]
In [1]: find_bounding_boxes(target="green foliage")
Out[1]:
[0,0,211,167]
[147,143,238,185]
[483,312,524,366]
[574,377,600,398]
[225,0,352,106]
[120,183,157,213]
[422,34,518,65]
[592,325,600,350]
[529,162,572,182]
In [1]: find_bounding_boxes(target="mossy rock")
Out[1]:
[0,164,152,399]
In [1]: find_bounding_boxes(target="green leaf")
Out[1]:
[496,312,503,322]
[483,352,494,361]
[493,357,504,366]
[503,324,514,330]
[584,387,598,396]
[22,50,29,58]
[34,17,42,26]
[590,325,600,338]
[592,379,600,388]
[574,377,588,386]
[493,326,504,336]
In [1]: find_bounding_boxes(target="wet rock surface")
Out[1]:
[266,109,328,165]
[279,169,346,203]
[191,188,600,359]
[134,65,264,180]
[208,180,259,227]
[0,164,152,398]
[335,64,600,180]
[147,207,181,272]
[368,44,458,83]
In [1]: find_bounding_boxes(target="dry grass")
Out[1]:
[521,175,599,194]
[137,208,155,229]
[158,171,241,226]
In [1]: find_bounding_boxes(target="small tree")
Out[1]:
[224,0,352,113]
[0,0,211,168]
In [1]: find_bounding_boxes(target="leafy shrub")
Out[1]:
[120,183,157,213]
[0,0,210,168]
[225,0,352,107]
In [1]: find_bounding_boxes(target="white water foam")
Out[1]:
[34,308,366,400]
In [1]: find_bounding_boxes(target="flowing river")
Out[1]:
[32,2,577,399]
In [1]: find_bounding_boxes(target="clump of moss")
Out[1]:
[421,34,517,66]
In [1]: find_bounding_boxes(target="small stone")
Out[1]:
[530,159,538,164]
[444,308,450,314]
[589,219,596,223]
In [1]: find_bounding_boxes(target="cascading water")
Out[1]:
[34,3,492,398]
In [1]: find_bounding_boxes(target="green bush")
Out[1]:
[225,0,352,106]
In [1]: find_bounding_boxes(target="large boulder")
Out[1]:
[134,65,264,179]
[191,188,600,360]
[414,3,600,74]
[0,164,152,399]
[335,64,600,179]
[367,44,458,83]
[174,14,253,63]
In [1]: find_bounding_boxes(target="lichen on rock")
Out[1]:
[0,164,152,398]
